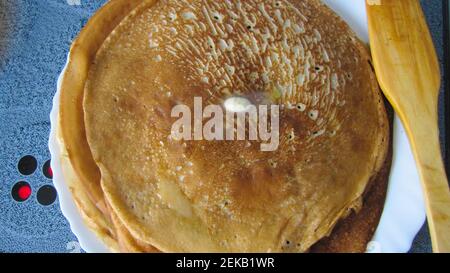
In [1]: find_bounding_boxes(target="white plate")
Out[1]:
[49,0,426,253]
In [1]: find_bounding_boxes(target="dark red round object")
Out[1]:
[18,185,31,200]
[43,160,53,179]
[12,181,32,202]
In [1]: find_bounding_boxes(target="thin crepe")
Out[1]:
[83,0,389,252]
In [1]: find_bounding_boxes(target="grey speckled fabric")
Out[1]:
[0,0,445,253]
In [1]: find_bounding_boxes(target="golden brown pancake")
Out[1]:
[57,0,391,253]
[312,109,393,253]
[59,0,145,218]
[57,123,119,252]
[106,200,160,253]
[57,0,147,253]
[80,0,389,252]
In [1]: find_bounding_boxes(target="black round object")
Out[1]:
[11,181,32,202]
[18,155,37,175]
[37,185,57,206]
[43,160,53,179]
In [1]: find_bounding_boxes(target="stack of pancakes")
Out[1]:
[57,0,391,253]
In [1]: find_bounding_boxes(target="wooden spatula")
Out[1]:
[366,0,450,252]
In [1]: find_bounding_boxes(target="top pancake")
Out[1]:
[83,0,389,252]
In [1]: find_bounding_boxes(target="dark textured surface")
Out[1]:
[0,0,445,253]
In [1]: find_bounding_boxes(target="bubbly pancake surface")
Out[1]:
[84,0,389,252]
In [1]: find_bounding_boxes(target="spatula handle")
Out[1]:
[405,113,450,253]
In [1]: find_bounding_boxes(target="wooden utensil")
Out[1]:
[366,0,450,252]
